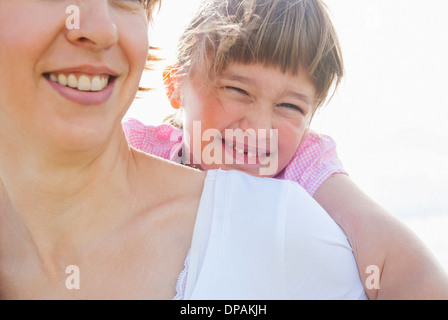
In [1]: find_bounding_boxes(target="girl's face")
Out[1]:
[0,0,149,151]
[181,62,316,177]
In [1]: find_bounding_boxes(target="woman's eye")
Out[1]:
[113,0,144,10]
[278,103,304,114]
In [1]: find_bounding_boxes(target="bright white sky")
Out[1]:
[126,0,448,269]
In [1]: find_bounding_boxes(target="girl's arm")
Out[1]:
[314,173,448,300]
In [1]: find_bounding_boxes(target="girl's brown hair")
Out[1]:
[178,0,343,107]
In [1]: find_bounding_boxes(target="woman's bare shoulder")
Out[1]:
[129,147,206,211]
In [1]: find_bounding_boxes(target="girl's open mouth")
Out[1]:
[222,138,271,158]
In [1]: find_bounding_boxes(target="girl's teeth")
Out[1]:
[48,73,109,92]
[233,145,250,155]
[233,145,244,154]
[227,139,266,157]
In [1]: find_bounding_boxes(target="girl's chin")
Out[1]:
[201,163,278,178]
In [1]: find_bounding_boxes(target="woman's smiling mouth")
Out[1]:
[45,72,112,92]
[44,68,118,105]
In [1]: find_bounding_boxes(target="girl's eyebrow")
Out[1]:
[218,73,312,106]
[216,74,257,86]
[283,90,312,106]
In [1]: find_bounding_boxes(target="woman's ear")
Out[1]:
[163,65,181,109]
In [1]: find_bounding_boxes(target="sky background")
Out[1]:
[125,0,448,271]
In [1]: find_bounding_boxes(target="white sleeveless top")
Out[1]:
[179,170,367,300]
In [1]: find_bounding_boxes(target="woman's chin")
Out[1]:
[39,119,119,154]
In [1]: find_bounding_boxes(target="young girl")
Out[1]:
[123,0,448,299]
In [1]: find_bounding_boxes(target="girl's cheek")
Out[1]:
[278,124,304,154]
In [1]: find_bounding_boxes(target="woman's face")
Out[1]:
[0,0,149,151]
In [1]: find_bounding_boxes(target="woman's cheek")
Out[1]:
[117,14,149,71]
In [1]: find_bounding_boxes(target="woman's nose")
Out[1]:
[65,1,118,51]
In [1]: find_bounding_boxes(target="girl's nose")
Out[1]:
[239,104,274,133]
[238,106,278,154]
[65,1,118,51]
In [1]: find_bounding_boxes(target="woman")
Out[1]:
[0,0,369,299]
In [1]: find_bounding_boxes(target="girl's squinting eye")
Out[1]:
[278,103,305,114]
[224,86,249,96]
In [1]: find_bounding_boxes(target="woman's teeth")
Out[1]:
[48,73,110,92]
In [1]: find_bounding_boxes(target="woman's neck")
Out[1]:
[0,132,138,255]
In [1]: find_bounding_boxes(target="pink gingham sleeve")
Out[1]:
[275,131,347,196]
[122,118,182,160]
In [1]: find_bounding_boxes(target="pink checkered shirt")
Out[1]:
[122,118,347,196]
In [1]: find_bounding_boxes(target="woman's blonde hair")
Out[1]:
[139,0,162,94]
[142,0,162,21]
